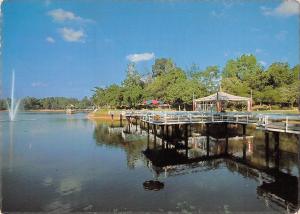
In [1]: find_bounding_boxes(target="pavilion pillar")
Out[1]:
[247,100,252,112]
[216,101,221,112]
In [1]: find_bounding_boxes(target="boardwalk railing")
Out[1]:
[256,114,300,134]
[122,110,300,134]
[140,111,259,125]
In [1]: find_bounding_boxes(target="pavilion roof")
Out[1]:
[194,91,250,102]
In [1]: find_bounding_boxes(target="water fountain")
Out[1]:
[7,71,20,121]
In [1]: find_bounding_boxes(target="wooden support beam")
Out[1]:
[185,124,188,157]
[242,124,246,136]
[135,116,138,131]
[147,122,149,135]
[154,125,157,145]
[242,124,247,160]
[206,124,210,156]
[242,141,247,161]
[273,132,280,170]
[175,124,180,138]
[225,123,228,154]
[265,132,270,168]
[166,125,169,140]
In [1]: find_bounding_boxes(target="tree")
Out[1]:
[122,63,143,107]
[223,54,262,81]
[0,99,7,110]
[152,58,175,77]
[22,97,42,110]
[189,64,220,94]
[221,77,250,97]
[92,87,109,108]
[266,62,293,88]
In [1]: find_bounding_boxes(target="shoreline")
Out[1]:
[87,112,113,120]
[0,109,92,113]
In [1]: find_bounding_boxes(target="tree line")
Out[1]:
[92,54,299,110]
[0,96,92,110]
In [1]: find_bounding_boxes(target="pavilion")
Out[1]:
[193,91,252,112]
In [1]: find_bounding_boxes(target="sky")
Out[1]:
[1,0,299,99]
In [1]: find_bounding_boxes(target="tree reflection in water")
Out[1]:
[93,120,299,213]
[93,122,147,169]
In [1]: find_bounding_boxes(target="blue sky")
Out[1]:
[1,0,299,98]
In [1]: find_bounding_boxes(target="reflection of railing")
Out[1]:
[144,146,299,213]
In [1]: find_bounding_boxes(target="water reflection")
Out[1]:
[1,112,299,213]
[143,180,164,191]
[140,123,299,213]
[93,122,147,169]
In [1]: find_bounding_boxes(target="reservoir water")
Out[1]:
[0,112,299,213]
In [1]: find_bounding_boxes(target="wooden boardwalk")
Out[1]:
[122,110,300,135]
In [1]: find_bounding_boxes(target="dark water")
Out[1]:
[0,112,299,213]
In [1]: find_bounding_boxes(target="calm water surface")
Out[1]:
[0,112,299,213]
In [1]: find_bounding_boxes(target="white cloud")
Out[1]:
[46,36,55,43]
[48,8,93,23]
[126,52,155,63]
[259,60,267,66]
[31,82,48,87]
[59,27,85,42]
[275,30,288,41]
[261,0,299,17]
[274,0,300,16]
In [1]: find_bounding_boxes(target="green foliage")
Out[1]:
[20,96,92,110]
[152,58,175,77]
[91,56,299,109]
[189,64,220,94]
[223,54,263,82]
[122,63,144,107]
[0,99,7,110]
[222,55,299,107]
[221,77,250,97]
[266,62,293,87]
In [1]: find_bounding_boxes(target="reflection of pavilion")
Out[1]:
[143,135,299,213]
